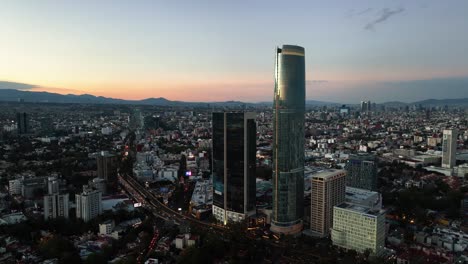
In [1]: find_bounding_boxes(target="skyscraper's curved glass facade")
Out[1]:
[271,45,305,235]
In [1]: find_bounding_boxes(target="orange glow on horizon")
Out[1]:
[12,67,468,102]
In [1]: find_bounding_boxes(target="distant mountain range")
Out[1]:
[381,98,468,107]
[0,89,248,107]
[0,88,467,107]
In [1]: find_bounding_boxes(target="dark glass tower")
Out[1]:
[16,112,29,134]
[271,45,305,235]
[212,112,256,224]
[344,153,377,191]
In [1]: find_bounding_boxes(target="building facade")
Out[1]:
[310,169,346,237]
[16,112,29,134]
[442,129,458,169]
[271,45,306,235]
[21,177,48,199]
[89,177,107,195]
[345,153,377,191]
[96,151,118,183]
[345,186,382,210]
[47,176,59,195]
[76,185,102,222]
[331,202,386,256]
[212,112,256,224]
[8,179,22,195]
[44,193,69,220]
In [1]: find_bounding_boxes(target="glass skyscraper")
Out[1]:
[271,45,305,235]
[212,112,256,224]
[344,153,377,191]
[16,112,29,134]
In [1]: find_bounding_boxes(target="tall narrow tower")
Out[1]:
[442,129,458,169]
[271,45,306,235]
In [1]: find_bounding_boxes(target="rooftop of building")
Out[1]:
[335,202,384,216]
[279,45,305,56]
[96,151,116,157]
[190,179,213,206]
[348,153,376,160]
[311,169,346,180]
[345,187,379,201]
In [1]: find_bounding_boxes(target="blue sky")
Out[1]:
[0,0,467,102]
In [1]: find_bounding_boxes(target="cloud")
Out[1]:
[364,7,404,31]
[0,81,37,90]
[357,8,373,16]
[0,80,84,95]
[347,8,373,18]
[29,86,85,94]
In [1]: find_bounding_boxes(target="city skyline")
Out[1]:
[1,1,468,102]
[1,1,468,262]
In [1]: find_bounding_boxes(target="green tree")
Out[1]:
[39,236,80,264]
[85,253,107,264]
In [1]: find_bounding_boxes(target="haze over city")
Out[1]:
[1,0,468,103]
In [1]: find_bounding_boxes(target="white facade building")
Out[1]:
[8,179,22,195]
[99,220,115,235]
[76,186,102,222]
[331,202,386,256]
[442,129,457,169]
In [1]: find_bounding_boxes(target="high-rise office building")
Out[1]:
[96,151,118,183]
[76,185,102,222]
[360,101,367,112]
[89,177,107,195]
[442,129,458,169]
[212,112,256,224]
[44,193,69,220]
[21,177,48,199]
[271,45,306,235]
[345,153,377,191]
[16,112,29,134]
[332,202,386,256]
[47,176,59,195]
[310,169,346,237]
[360,101,372,112]
[44,176,69,220]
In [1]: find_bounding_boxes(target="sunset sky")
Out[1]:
[1,0,468,103]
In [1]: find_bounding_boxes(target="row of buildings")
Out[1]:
[8,151,114,222]
[209,45,386,255]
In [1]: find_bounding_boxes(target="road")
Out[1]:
[119,173,226,234]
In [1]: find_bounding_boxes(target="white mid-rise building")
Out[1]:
[99,220,115,235]
[331,202,385,256]
[8,179,22,195]
[44,193,69,220]
[101,127,113,135]
[76,186,102,222]
[89,177,107,195]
